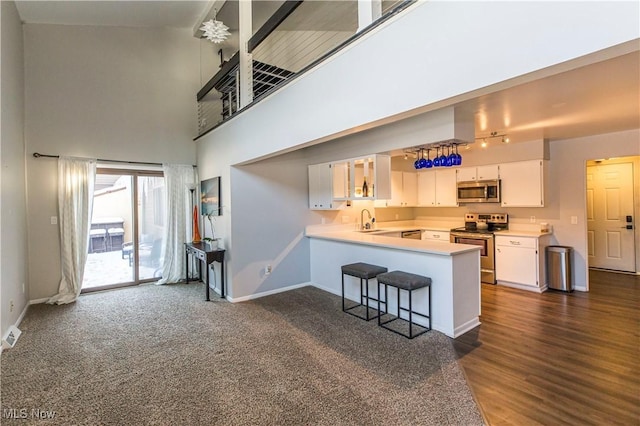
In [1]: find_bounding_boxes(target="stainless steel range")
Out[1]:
[450,213,508,284]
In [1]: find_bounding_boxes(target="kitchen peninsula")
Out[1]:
[306,226,482,338]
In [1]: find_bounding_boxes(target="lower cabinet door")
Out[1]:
[495,245,538,287]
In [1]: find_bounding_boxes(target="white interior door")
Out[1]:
[586,162,635,272]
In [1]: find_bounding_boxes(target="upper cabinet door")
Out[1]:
[456,167,478,182]
[308,163,334,209]
[457,165,500,181]
[500,160,544,207]
[402,172,418,206]
[332,161,350,200]
[435,168,458,206]
[477,164,500,180]
[417,170,436,206]
[417,169,457,207]
[379,170,416,207]
[388,170,404,206]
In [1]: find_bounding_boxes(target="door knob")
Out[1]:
[621,225,634,229]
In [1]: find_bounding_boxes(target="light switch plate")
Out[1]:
[50,216,58,225]
[570,216,578,225]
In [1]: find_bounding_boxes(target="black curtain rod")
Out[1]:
[32,153,196,168]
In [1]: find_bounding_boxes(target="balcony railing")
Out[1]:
[196,0,411,139]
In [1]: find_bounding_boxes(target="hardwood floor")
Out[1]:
[453,269,640,426]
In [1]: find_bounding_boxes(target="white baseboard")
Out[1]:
[310,282,341,298]
[496,281,545,293]
[452,318,481,338]
[29,297,49,305]
[227,282,311,303]
[15,302,31,328]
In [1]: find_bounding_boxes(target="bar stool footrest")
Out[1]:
[344,304,382,321]
[379,316,430,339]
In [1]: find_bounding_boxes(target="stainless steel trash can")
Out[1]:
[546,246,572,292]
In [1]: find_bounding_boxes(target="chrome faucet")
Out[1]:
[360,209,372,230]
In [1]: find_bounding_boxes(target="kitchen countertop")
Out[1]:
[305,229,480,256]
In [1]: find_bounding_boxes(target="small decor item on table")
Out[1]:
[203,238,219,250]
[203,213,220,249]
[192,205,202,243]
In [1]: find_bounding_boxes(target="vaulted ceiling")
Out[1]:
[14,1,640,147]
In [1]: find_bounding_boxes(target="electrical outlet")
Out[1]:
[571,216,578,225]
[9,300,14,312]
[22,283,25,294]
[265,265,272,275]
[50,216,58,225]
[395,214,399,220]
[530,216,536,223]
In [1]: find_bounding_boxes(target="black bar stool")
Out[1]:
[376,270,432,339]
[341,262,388,321]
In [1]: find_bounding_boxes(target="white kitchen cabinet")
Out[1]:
[495,234,550,292]
[456,167,477,182]
[417,168,458,207]
[500,160,544,207]
[422,230,450,242]
[308,163,345,210]
[351,154,392,200]
[311,154,391,205]
[456,165,499,182]
[332,161,350,200]
[381,171,417,207]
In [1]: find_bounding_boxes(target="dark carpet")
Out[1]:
[1,283,482,425]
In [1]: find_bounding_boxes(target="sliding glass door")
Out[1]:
[82,169,165,291]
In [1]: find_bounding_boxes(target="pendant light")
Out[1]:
[200,9,231,44]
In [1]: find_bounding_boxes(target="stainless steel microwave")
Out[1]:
[456,179,501,203]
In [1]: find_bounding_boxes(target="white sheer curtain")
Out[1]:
[157,164,197,284]
[48,157,96,305]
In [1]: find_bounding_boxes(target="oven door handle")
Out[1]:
[483,184,488,199]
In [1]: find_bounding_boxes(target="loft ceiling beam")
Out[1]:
[247,1,304,53]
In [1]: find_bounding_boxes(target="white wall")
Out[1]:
[24,24,201,300]
[229,151,314,299]
[548,130,640,289]
[1,0,29,340]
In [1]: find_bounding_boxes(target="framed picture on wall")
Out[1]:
[201,177,221,216]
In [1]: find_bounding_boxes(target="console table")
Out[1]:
[185,242,225,301]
